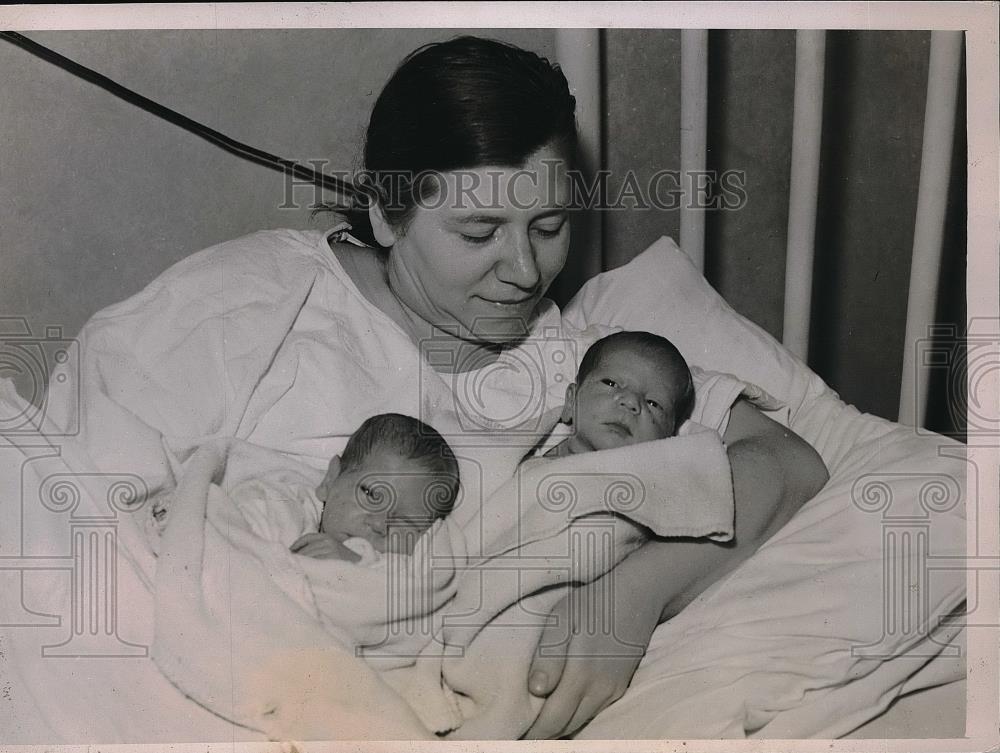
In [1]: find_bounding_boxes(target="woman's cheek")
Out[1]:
[544,237,572,282]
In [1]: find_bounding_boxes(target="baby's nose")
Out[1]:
[617,391,641,413]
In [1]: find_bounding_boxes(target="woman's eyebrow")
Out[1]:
[531,208,568,220]
[451,215,509,225]
[449,209,567,225]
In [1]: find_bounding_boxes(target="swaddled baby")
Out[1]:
[146,413,460,567]
[291,413,460,566]
[541,330,695,459]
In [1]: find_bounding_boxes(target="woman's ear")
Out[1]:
[368,203,398,248]
[560,383,577,424]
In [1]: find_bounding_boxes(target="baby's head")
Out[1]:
[560,331,694,454]
[317,413,460,555]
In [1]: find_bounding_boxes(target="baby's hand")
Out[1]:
[290,532,362,562]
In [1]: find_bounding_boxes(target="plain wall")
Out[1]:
[601,29,966,437]
[0,29,966,436]
[1,28,556,338]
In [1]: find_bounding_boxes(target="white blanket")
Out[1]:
[147,440,466,665]
[0,229,967,742]
[383,422,736,738]
[149,424,735,739]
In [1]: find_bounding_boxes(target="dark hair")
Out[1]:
[346,35,578,245]
[576,331,696,428]
[340,412,460,518]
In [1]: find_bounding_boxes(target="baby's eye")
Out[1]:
[646,399,663,411]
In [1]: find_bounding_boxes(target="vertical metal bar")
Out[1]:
[898,31,963,427]
[555,29,603,279]
[782,30,827,360]
[680,29,708,272]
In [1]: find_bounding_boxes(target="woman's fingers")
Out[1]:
[561,690,612,739]
[522,678,586,739]
[525,669,626,739]
[528,594,570,697]
[524,581,648,738]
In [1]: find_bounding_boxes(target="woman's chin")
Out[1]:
[462,307,539,343]
[470,326,530,346]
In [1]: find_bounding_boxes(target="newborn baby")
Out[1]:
[291,412,460,565]
[544,330,694,458]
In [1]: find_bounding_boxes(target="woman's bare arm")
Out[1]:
[524,400,829,739]
[655,399,829,619]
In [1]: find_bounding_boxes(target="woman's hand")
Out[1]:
[523,579,661,739]
[290,532,362,562]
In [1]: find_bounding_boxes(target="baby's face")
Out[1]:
[316,449,437,555]
[566,347,681,452]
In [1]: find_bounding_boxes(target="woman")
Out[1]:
[338,36,828,738]
[80,36,828,740]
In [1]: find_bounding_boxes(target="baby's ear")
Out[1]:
[560,383,577,424]
[317,455,342,498]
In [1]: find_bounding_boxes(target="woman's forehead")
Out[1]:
[435,147,572,214]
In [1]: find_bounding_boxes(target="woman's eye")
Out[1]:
[460,230,496,244]
[531,220,566,239]
[359,484,375,499]
[601,379,618,388]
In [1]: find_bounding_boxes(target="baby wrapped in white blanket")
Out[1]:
[149,413,463,664]
[282,412,459,566]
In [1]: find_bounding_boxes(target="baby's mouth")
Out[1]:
[604,421,632,437]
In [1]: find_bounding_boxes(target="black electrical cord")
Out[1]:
[0,30,360,203]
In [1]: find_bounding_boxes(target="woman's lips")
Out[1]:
[478,294,536,307]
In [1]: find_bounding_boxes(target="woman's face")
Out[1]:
[377,144,572,345]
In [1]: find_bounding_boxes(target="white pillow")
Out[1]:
[562,236,834,428]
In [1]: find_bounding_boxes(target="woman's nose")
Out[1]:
[495,231,541,290]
